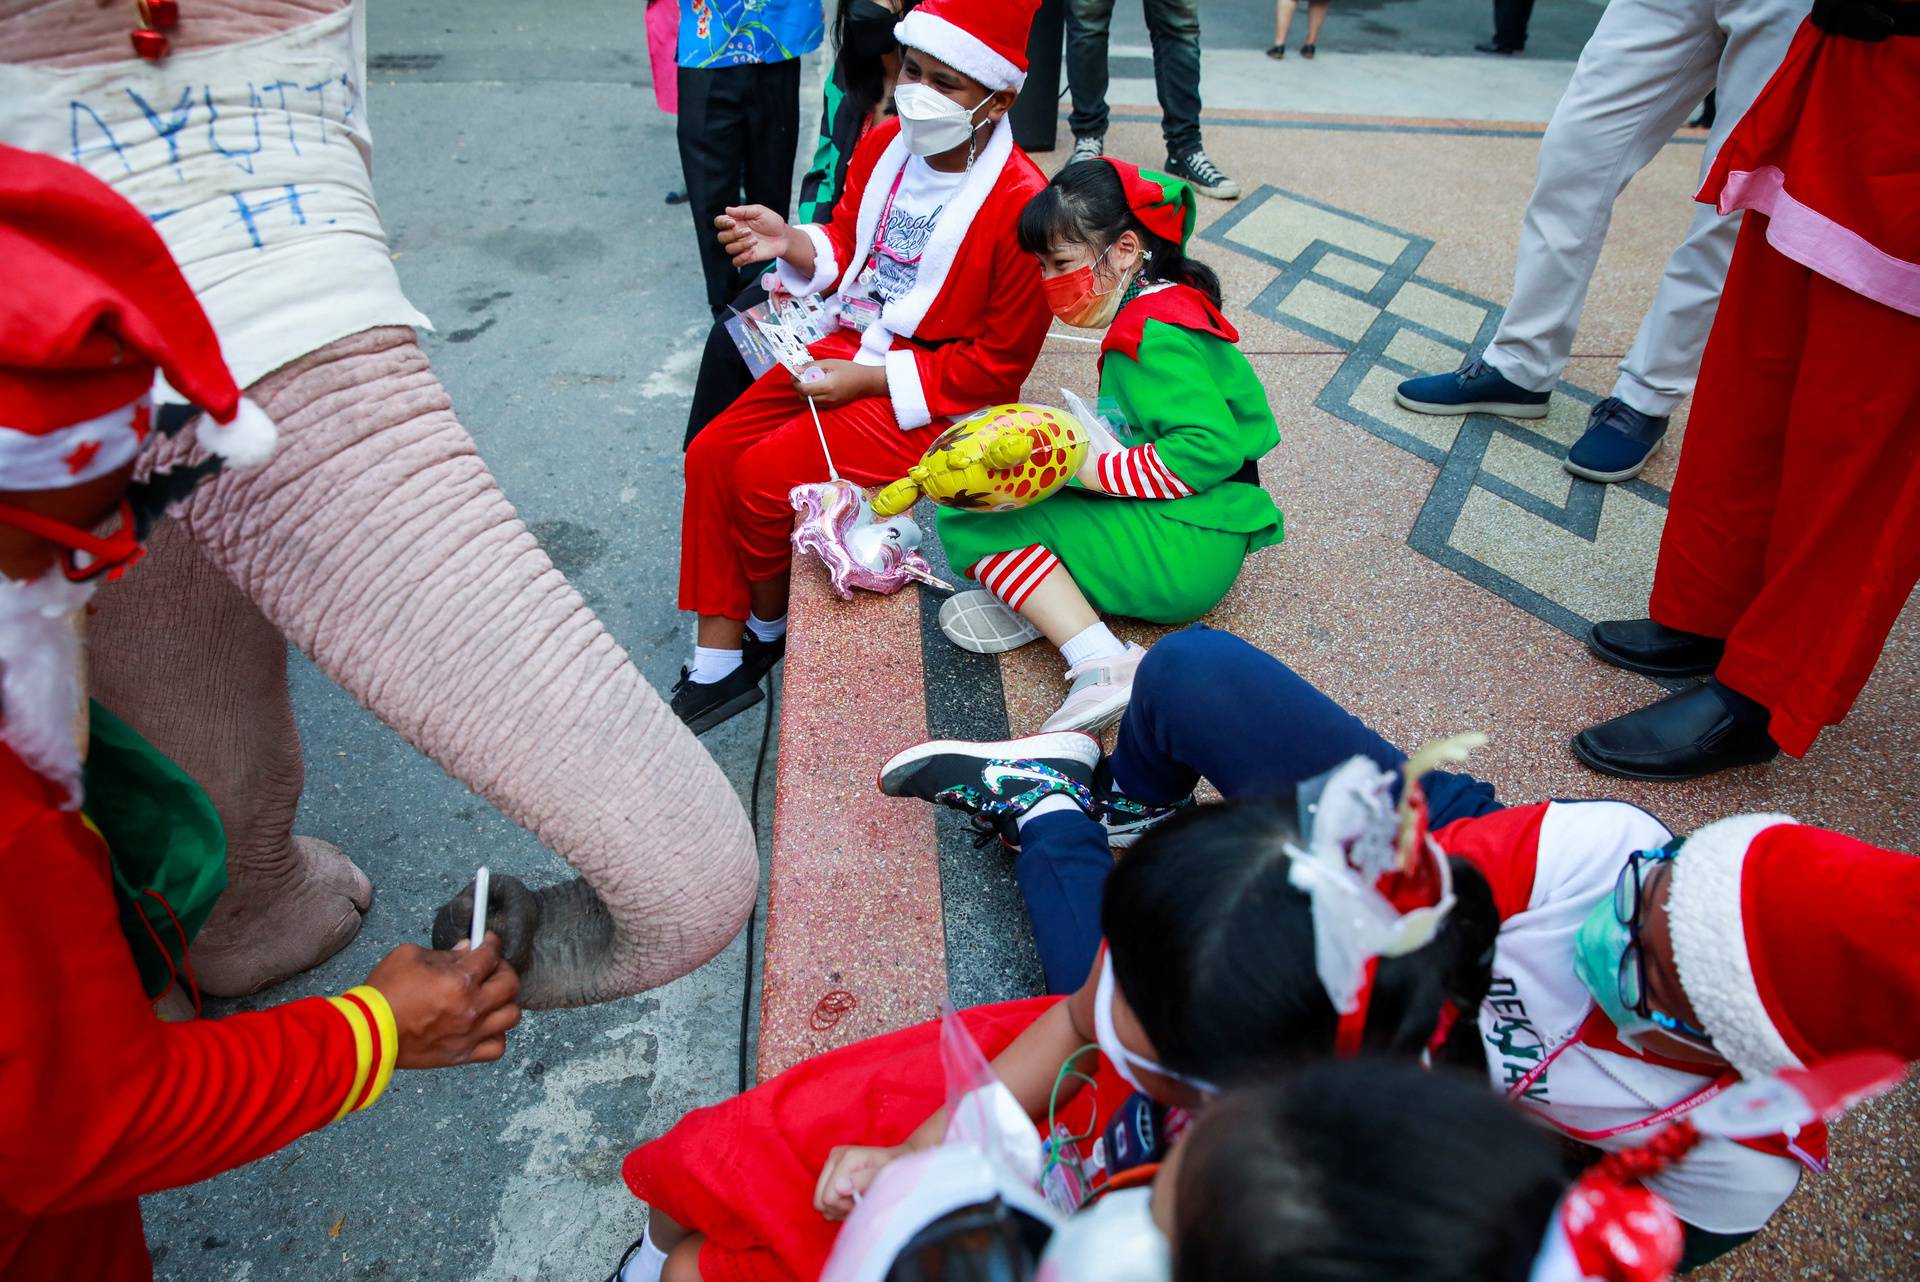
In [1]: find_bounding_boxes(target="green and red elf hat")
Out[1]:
[1090,157,1235,364]
[1098,157,1197,249]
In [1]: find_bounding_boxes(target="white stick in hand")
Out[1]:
[468,865,490,951]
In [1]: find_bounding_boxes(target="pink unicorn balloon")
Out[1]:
[790,480,950,601]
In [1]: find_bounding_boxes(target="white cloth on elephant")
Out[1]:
[0,0,432,395]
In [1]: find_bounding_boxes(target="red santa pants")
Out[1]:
[679,331,942,621]
[2,1198,149,1280]
[1649,215,1920,757]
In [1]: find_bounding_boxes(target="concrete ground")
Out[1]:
[142,2,1915,1280]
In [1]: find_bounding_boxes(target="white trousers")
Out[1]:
[1483,0,1805,415]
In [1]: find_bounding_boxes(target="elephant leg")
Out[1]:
[154,327,756,1008]
[89,521,372,995]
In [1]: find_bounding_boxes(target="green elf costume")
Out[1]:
[937,162,1282,624]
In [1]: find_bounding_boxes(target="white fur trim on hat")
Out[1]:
[195,397,279,467]
[895,10,1027,91]
[0,396,147,490]
[1666,813,1804,1079]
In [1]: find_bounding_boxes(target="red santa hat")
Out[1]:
[1666,815,1920,1081]
[0,142,277,493]
[894,0,1039,93]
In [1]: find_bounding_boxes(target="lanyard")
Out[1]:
[868,165,924,268]
[1505,1008,1738,1142]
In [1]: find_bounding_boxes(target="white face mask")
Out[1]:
[1094,952,1218,1097]
[894,81,992,158]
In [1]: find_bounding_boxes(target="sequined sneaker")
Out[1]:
[1093,757,1194,849]
[879,731,1101,846]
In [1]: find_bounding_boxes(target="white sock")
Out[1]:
[1060,622,1126,671]
[1017,794,1082,830]
[747,611,789,643]
[618,1227,669,1282]
[690,644,744,685]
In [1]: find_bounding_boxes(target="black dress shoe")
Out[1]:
[1587,619,1725,678]
[1572,680,1779,781]
[1475,39,1520,53]
[671,664,766,734]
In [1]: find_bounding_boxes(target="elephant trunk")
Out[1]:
[168,327,756,1008]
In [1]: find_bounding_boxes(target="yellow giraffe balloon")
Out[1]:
[871,403,1091,518]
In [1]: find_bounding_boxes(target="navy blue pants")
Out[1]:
[1016,626,1504,993]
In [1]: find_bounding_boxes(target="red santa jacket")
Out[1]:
[774,116,1052,431]
[1701,16,1920,316]
[1435,802,1817,1235]
[0,743,396,1280]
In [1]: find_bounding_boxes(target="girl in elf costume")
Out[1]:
[935,158,1283,734]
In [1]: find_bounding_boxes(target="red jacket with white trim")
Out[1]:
[0,743,396,1279]
[775,117,1052,430]
[1436,801,1815,1235]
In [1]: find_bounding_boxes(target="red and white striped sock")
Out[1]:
[970,544,1060,611]
[1094,442,1195,499]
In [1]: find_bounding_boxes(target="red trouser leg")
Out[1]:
[680,357,832,620]
[1653,219,1920,755]
[732,395,942,585]
[1649,215,1804,641]
[4,1199,151,1281]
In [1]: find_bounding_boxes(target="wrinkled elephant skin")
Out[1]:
[5,2,759,1007]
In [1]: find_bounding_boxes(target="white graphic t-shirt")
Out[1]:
[859,156,966,305]
[1466,801,1804,1235]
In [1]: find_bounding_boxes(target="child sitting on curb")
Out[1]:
[672,0,1051,735]
[935,159,1283,733]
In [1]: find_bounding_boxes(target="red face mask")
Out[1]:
[1042,245,1133,329]
[0,499,147,583]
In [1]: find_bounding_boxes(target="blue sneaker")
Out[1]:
[1394,355,1551,418]
[1564,397,1669,483]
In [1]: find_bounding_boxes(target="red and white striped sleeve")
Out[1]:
[1091,443,1196,499]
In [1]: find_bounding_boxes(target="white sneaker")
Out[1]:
[940,590,1044,653]
[1040,643,1147,734]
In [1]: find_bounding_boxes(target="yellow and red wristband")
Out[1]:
[326,985,400,1120]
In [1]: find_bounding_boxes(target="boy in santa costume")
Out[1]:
[878,626,1920,1266]
[0,144,522,1281]
[1574,6,1920,780]
[672,0,1053,734]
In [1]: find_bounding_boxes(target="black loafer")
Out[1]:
[670,664,766,734]
[1587,619,1725,678]
[1572,680,1779,782]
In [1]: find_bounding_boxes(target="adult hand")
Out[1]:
[717,205,792,268]
[814,1143,909,1220]
[364,933,522,1069]
[794,360,886,411]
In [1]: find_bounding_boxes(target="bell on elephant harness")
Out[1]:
[871,403,1091,518]
[791,480,953,601]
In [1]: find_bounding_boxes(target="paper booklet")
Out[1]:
[725,293,838,380]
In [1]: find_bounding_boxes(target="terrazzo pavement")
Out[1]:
[771,108,1920,1280]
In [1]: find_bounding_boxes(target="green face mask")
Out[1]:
[1572,895,1666,1053]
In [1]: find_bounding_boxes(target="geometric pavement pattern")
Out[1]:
[1203,186,1673,641]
